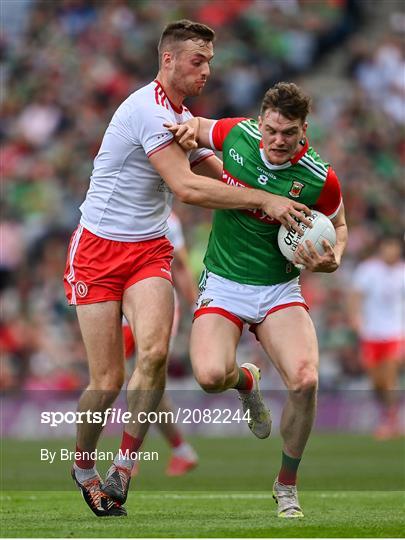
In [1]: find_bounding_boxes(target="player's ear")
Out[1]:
[258,115,263,130]
[161,50,174,69]
[302,121,308,136]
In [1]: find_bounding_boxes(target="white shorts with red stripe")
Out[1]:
[194,269,308,334]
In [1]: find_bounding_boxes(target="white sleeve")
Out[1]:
[189,147,215,167]
[166,213,185,252]
[208,121,218,150]
[129,104,175,157]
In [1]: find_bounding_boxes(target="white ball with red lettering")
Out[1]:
[277,210,336,269]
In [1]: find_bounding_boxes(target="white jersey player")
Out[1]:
[350,237,404,439]
[352,253,404,343]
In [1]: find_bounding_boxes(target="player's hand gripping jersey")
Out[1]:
[80,80,213,242]
[204,118,342,285]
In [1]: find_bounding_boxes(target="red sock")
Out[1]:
[278,451,301,486]
[120,431,143,455]
[169,433,183,449]
[75,445,95,469]
[234,367,254,393]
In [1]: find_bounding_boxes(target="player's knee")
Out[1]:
[137,344,168,376]
[288,363,318,394]
[89,371,124,394]
[195,368,226,393]
[136,360,166,380]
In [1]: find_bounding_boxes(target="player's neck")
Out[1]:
[155,74,184,110]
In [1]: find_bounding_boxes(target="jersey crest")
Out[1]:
[289,180,305,198]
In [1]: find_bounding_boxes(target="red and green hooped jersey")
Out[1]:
[204,118,342,285]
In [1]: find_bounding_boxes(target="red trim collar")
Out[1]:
[154,80,183,114]
[290,138,309,164]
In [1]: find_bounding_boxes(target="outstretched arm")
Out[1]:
[192,154,223,181]
[148,141,312,233]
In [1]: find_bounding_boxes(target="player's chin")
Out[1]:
[268,150,290,164]
[191,87,204,96]
[192,82,206,95]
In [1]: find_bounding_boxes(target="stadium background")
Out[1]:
[1,0,405,520]
[2,0,404,403]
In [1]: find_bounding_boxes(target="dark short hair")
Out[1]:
[260,82,311,123]
[158,19,215,62]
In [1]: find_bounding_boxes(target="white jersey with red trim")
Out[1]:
[352,258,405,340]
[79,80,213,242]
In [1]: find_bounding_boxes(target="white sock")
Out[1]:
[73,463,98,483]
[113,452,134,470]
[172,442,197,461]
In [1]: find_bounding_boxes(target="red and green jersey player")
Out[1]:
[166,82,348,519]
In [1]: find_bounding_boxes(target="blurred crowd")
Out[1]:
[1,0,404,391]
